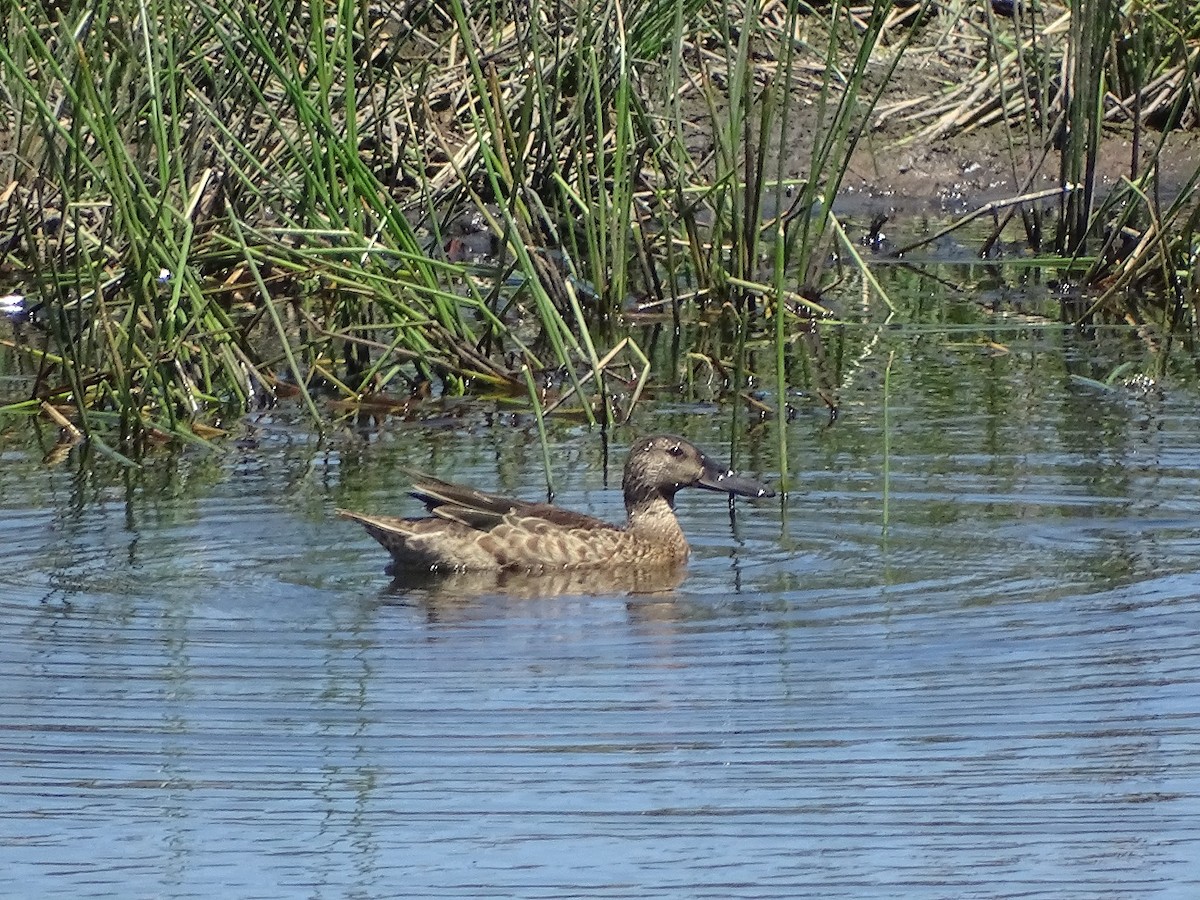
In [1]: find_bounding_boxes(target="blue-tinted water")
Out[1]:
[2,324,1200,897]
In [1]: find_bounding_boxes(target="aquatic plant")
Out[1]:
[0,0,1195,461]
[878,0,1200,307]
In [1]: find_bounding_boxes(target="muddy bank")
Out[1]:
[835,122,1200,216]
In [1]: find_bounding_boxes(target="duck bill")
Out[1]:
[696,460,775,498]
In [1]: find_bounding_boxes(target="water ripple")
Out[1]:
[3,391,1200,896]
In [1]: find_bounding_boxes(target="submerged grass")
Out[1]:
[0,0,1196,459]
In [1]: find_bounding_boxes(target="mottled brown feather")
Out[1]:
[338,435,773,575]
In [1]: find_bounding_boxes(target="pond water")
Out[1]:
[4,291,1200,895]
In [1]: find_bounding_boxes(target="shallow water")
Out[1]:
[3,320,1200,897]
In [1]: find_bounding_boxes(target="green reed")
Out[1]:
[6,0,1195,462]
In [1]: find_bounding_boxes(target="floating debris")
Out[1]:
[1,292,25,318]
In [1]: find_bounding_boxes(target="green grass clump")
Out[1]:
[0,0,1196,461]
[0,0,892,452]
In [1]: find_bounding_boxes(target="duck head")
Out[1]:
[623,435,775,510]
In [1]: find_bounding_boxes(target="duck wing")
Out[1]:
[408,474,617,532]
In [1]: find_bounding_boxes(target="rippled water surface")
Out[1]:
[3,324,1200,897]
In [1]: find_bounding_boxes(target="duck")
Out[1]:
[338,435,774,574]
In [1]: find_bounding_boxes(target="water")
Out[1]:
[3,320,1200,897]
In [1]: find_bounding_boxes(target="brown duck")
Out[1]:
[338,435,774,574]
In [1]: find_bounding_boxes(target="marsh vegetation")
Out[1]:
[1,0,1198,459]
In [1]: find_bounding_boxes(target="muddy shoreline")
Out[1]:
[836,122,1200,216]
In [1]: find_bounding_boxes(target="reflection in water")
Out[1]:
[3,324,1200,896]
[386,562,687,604]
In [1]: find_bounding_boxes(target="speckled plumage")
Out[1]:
[338,435,774,574]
